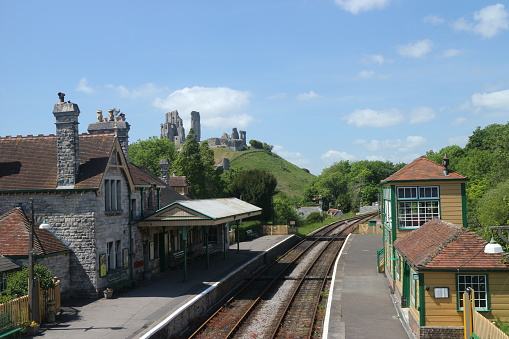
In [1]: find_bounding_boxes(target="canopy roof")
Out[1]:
[137,197,262,227]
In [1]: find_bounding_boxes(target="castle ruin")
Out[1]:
[160,110,246,151]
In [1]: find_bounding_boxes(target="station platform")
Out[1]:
[38,235,294,339]
[38,233,413,339]
[324,233,413,339]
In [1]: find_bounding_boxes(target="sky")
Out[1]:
[1,1,509,176]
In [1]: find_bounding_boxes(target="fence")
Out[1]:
[464,288,509,339]
[262,225,288,235]
[0,280,60,325]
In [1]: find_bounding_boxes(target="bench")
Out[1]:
[0,313,21,338]
[201,244,220,258]
[106,271,131,292]
[170,250,193,268]
[246,229,259,240]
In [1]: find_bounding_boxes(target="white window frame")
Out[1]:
[457,274,489,311]
[397,186,440,229]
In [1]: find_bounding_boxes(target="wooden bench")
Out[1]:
[246,229,259,240]
[106,271,130,292]
[0,313,21,338]
[170,250,193,268]
[201,244,220,258]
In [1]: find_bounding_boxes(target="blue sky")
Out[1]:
[1,1,509,175]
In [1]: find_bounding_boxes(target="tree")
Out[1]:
[198,140,226,198]
[476,179,509,234]
[249,139,263,149]
[229,169,277,221]
[273,194,301,226]
[128,137,176,176]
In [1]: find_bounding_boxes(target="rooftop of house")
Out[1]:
[0,133,118,192]
[0,254,20,272]
[395,219,509,271]
[169,175,191,187]
[0,208,70,257]
[381,156,468,183]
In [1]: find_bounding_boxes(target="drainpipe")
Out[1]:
[128,191,133,282]
[419,273,426,326]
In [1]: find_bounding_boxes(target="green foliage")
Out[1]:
[174,130,225,198]
[249,139,263,149]
[4,264,55,299]
[302,160,400,213]
[128,136,176,176]
[477,179,509,230]
[305,211,323,224]
[229,169,277,221]
[273,193,301,226]
[228,149,314,202]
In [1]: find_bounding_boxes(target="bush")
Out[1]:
[305,211,323,224]
[4,264,55,299]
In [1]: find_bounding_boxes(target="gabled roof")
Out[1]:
[0,208,70,257]
[128,163,166,188]
[0,133,130,192]
[0,255,21,272]
[381,156,468,183]
[138,197,262,227]
[169,176,191,187]
[395,219,509,271]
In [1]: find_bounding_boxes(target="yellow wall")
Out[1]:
[404,271,509,327]
[388,180,466,240]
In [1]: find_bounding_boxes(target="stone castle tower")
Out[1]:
[160,110,186,145]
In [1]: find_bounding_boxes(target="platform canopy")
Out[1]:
[137,197,262,227]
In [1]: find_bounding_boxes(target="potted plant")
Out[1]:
[103,288,113,299]
[26,321,40,335]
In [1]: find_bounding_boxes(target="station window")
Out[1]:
[457,274,489,311]
[397,186,440,229]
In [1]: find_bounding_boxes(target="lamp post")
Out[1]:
[28,199,40,324]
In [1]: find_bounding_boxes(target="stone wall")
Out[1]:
[419,327,463,339]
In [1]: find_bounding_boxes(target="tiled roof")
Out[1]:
[381,156,468,183]
[0,134,117,191]
[0,208,70,257]
[169,176,191,187]
[128,163,166,187]
[395,219,509,271]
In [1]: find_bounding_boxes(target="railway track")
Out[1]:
[187,212,377,339]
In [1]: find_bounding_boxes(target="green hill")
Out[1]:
[213,148,315,201]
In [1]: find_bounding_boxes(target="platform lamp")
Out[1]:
[28,199,41,324]
[486,226,507,253]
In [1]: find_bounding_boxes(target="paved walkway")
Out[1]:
[324,233,414,339]
[38,235,292,339]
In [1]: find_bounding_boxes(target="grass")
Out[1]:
[213,148,315,202]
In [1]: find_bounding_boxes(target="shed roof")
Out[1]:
[381,157,467,183]
[395,219,509,271]
[0,208,70,257]
[0,255,20,272]
[138,198,262,227]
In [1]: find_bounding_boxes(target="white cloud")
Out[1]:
[334,0,391,14]
[423,15,445,25]
[452,4,509,39]
[409,107,435,123]
[358,70,390,79]
[76,77,93,94]
[353,136,426,152]
[153,86,254,129]
[273,145,309,167]
[321,150,355,163]
[343,108,404,127]
[361,54,392,65]
[267,93,288,100]
[106,83,167,99]
[396,39,433,58]
[296,90,322,100]
[447,135,469,147]
[441,49,463,58]
[471,89,509,110]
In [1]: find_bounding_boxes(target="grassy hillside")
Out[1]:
[213,148,315,201]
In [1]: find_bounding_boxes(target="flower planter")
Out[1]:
[27,324,40,335]
[104,290,113,299]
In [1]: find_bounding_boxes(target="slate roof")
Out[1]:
[394,219,509,271]
[0,208,70,257]
[0,133,117,192]
[0,255,20,272]
[381,156,468,183]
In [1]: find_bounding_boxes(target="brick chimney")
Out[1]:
[53,93,80,188]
